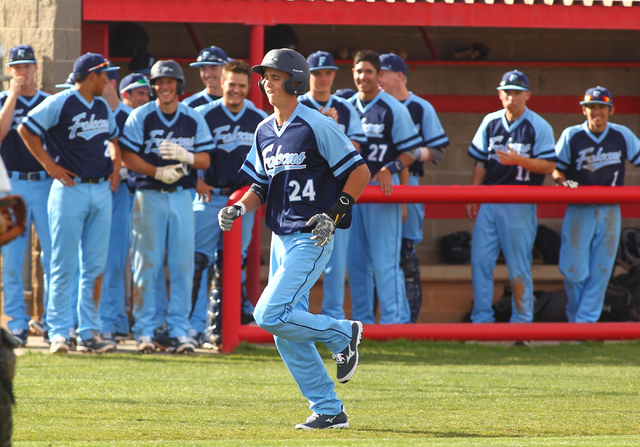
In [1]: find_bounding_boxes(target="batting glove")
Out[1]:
[158,140,195,165]
[306,213,336,247]
[561,180,578,189]
[219,203,246,232]
[154,163,184,184]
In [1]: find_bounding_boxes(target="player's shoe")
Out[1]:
[49,335,69,354]
[11,329,28,347]
[69,328,78,351]
[188,330,204,348]
[154,327,170,351]
[294,408,349,429]
[100,332,118,346]
[28,319,44,335]
[332,321,363,383]
[77,337,116,353]
[168,336,195,354]
[137,336,156,354]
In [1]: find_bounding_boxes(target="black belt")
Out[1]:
[160,186,178,193]
[8,170,49,181]
[78,176,109,184]
[212,187,235,197]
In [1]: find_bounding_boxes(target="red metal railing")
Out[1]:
[221,185,640,353]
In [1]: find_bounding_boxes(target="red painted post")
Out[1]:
[249,25,264,110]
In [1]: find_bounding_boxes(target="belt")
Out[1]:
[8,170,49,181]
[212,188,234,197]
[139,186,184,193]
[76,176,109,184]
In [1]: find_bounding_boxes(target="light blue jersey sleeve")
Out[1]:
[418,97,449,149]
[554,125,580,171]
[120,106,147,153]
[241,120,270,186]
[613,123,640,166]
[21,91,68,135]
[529,111,556,160]
[387,95,422,153]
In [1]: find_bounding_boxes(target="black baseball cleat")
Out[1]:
[294,408,349,429]
[332,320,363,384]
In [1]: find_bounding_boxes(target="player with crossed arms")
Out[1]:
[219,49,370,429]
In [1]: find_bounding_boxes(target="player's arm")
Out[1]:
[0,80,23,142]
[372,151,417,196]
[121,150,185,185]
[350,140,361,152]
[465,163,487,221]
[496,148,555,175]
[399,167,410,223]
[17,124,77,186]
[107,138,122,192]
[218,187,264,232]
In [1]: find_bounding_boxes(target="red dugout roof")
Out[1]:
[83,0,640,30]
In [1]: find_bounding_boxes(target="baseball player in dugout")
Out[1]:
[377,53,450,323]
[0,44,52,347]
[219,48,370,429]
[466,70,557,325]
[120,60,214,354]
[182,46,231,108]
[120,73,151,109]
[298,50,367,320]
[18,52,121,354]
[347,50,423,325]
[553,87,640,323]
[190,60,268,348]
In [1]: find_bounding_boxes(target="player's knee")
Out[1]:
[253,301,283,332]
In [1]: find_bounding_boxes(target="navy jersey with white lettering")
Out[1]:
[120,101,214,190]
[22,88,118,178]
[182,90,221,109]
[403,92,450,176]
[349,90,422,176]
[241,104,365,235]
[298,93,367,145]
[0,90,50,172]
[195,98,268,189]
[468,107,556,186]
[555,121,640,186]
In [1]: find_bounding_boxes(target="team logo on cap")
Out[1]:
[509,74,518,82]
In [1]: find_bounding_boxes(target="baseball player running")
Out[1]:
[0,45,52,346]
[298,50,367,320]
[182,46,230,108]
[466,70,556,324]
[189,60,267,347]
[347,50,423,325]
[219,49,370,429]
[378,53,450,323]
[120,60,214,354]
[18,53,121,354]
[553,87,640,322]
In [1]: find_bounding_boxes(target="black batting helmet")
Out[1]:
[252,49,309,97]
[149,60,185,98]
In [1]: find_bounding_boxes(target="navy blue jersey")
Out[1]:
[241,104,365,235]
[182,90,221,109]
[403,92,450,176]
[120,101,215,190]
[468,108,556,186]
[555,121,640,186]
[349,90,422,176]
[22,88,118,178]
[113,102,132,134]
[298,93,367,145]
[0,90,50,172]
[195,98,268,189]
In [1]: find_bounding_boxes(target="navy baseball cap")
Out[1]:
[120,73,150,94]
[497,70,529,91]
[307,51,338,72]
[73,53,119,76]
[580,86,613,107]
[55,72,76,89]
[379,53,407,76]
[129,52,156,74]
[7,44,37,66]
[190,46,230,67]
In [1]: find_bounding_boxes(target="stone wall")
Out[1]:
[0,0,81,92]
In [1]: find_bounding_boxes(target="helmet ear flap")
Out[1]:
[259,76,267,97]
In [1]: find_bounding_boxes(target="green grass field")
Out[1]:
[11,340,640,446]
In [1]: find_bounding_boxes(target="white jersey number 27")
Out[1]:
[289,179,316,202]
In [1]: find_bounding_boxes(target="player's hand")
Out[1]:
[46,162,77,187]
[196,178,213,202]
[158,140,195,165]
[154,163,184,184]
[495,146,521,166]
[319,106,339,123]
[219,205,244,231]
[465,203,479,221]
[306,213,336,247]
[9,76,25,96]
[372,167,393,196]
[107,170,120,192]
[560,180,578,189]
[402,204,408,224]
